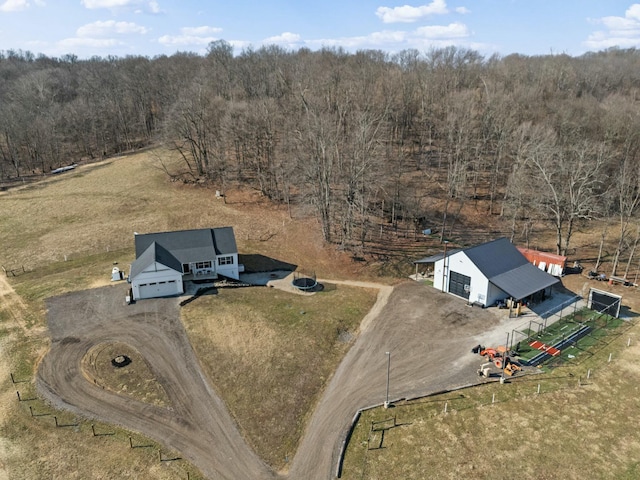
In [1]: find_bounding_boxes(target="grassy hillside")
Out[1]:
[0,149,372,479]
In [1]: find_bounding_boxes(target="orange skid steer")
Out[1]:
[474,345,521,374]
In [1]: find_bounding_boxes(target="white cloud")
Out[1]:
[375,0,448,23]
[263,32,301,44]
[158,34,215,46]
[414,22,469,39]
[157,25,222,46]
[0,0,28,12]
[306,23,474,51]
[82,0,130,7]
[0,0,44,12]
[180,26,222,36]
[58,37,120,49]
[585,3,640,50]
[455,6,470,14]
[81,0,160,12]
[77,20,148,37]
[306,30,405,49]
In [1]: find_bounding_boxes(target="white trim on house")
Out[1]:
[131,260,183,300]
[129,227,240,300]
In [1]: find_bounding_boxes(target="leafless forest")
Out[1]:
[3,42,640,270]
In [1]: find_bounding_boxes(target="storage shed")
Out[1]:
[414,238,560,307]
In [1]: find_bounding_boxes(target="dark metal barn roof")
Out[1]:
[490,262,559,301]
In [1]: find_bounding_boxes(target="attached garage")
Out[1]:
[135,279,181,300]
[129,242,184,301]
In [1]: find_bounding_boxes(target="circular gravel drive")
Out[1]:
[37,281,506,480]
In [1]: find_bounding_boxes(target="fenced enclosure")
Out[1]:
[511,307,627,367]
[588,288,622,318]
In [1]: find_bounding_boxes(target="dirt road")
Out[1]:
[37,281,505,480]
[36,286,275,480]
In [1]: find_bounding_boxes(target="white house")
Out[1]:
[414,238,559,307]
[129,227,240,300]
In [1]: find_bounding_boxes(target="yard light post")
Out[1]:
[384,351,391,408]
[441,241,449,293]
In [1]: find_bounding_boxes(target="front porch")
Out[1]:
[182,270,218,282]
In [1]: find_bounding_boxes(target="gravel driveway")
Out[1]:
[37,280,511,480]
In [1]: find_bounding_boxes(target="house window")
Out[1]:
[218,256,234,266]
[195,261,212,269]
[183,263,191,274]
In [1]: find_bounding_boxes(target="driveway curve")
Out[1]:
[36,287,275,480]
[37,281,505,479]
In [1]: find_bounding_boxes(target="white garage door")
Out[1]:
[137,279,181,299]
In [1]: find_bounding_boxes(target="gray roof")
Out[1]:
[414,249,461,264]
[464,237,559,300]
[133,227,238,266]
[130,241,182,279]
[490,263,559,301]
[464,237,528,278]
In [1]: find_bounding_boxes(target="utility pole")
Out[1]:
[384,351,391,408]
[500,332,510,383]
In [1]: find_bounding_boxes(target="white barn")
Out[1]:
[415,238,559,307]
[129,227,240,301]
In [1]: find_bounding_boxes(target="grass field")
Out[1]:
[181,284,377,470]
[342,319,640,480]
[0,150,377,479]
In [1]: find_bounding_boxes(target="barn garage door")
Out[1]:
[448,271,471,300]
[137,279,181,299]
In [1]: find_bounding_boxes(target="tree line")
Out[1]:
[3,43,640,273]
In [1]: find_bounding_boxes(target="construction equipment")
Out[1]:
[477,362,493,378]
[475,345,521,372]
[503,359,522,376]
[478,347,499,360]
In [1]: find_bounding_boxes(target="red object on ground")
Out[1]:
[529,340,561,356]
[480,348,499,359]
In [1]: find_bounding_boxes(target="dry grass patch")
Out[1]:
[82,342,170,407]
[342,321,640,480]
[181,284,377,470]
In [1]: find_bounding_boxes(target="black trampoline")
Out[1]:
[292,271,317,291]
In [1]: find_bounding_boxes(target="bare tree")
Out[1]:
[164,76,228,181]
[515,123,607,255]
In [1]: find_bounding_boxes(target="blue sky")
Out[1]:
[1,0,640,58]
